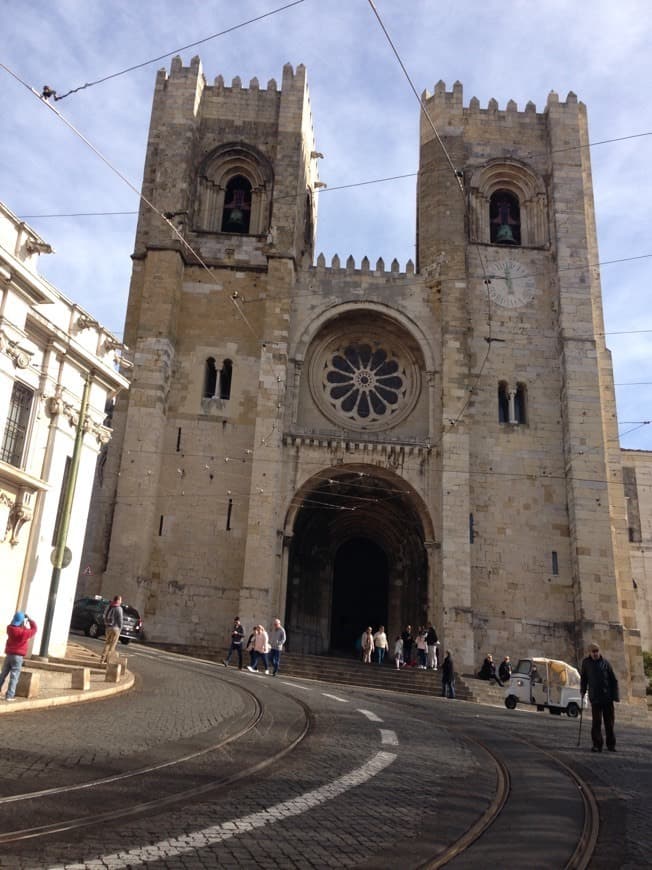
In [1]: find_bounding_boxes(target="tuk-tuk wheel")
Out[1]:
[504,695,517,710]
[566,702,580,718]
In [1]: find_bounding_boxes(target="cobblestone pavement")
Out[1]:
[0,645,649,869]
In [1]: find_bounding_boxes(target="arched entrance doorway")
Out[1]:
[284,468,431,655]
[331,538,388,652]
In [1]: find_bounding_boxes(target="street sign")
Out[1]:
[50,547,72,568]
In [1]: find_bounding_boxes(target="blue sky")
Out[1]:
[2,0,651,447]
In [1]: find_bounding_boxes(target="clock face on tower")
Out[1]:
[486,259,536,308]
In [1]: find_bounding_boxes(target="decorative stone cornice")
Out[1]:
[0,486,37,546]
[44,392,113,445]
[75,313,100,332]
[0,329,33,369]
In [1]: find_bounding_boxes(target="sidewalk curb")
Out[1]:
[0,669,135,714]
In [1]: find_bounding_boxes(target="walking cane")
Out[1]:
[577,695,584,747]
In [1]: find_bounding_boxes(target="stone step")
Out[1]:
[155,644,473,700]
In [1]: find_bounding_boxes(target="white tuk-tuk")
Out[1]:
[504,657,587,717]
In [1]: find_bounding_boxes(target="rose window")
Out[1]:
[307,318,422,432]
[316,340,415,428]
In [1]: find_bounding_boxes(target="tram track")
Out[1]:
[0,651,604,867]
[419,730,600,869]
[0,658,313,846]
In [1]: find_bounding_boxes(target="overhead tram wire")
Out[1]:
[1,62,258,341]
[42,0,305,101]
[17,129,652,219]
[367,0,496,427]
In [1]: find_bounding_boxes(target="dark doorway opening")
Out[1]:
[331,538,388,653]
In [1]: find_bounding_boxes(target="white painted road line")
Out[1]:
[70,752,397,869]
[380,729,399,746]
[357,708,383,722]
[322,692,348,703]
[278,681,311,690]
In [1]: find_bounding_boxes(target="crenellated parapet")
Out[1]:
[312,253,415,278]
[155,56,309,111]
[420,79,582,118]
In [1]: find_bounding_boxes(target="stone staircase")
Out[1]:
[278,654,479,700]
[156,644,475,701]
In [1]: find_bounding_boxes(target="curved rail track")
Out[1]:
[420,730,599,870]
[0,659,312,845]
[0,649,602,868]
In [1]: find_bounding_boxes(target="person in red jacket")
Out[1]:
[0,611,38,701]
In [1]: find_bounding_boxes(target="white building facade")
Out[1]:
[0,202,129,657]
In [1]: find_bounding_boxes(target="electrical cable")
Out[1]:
[16,129,652,218]
[1,61,259,340]
[43,1,305,101]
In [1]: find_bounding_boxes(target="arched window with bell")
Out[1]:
[194,143,273,235]
[468,159,548,247]
[490,190,521,245]
[221,176,252,233]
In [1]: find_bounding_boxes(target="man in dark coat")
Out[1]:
[223,617,245,669]
[580,642,619,752]
[441,650,455,699]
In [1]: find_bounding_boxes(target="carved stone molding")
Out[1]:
[43,392,112,444]
[0,329,33,369]
[2,488,34,546]
[75,313,100,332]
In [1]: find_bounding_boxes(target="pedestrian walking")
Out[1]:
[247,625,270,674]
[268,618,286,676]
[426,624,439,669]
[361,626,374,664]
[393,635,403,669]
[401,625,414,667]
[373,625,388,664]
[0,611,38,701]
[441,650,455,699]
[245,628,256,669]
[223,617,245,669]
[580,642,619,752]
[416,627,428,669]
[498,656,512,684]
[100,595,123,664]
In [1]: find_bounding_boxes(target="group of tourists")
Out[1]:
[223,617,287,677]
[478,653,512,686]
[358,623,456,699]
[1,603,621,753]
[393,624,441,670]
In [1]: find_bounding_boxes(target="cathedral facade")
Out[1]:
[83,57,646,701]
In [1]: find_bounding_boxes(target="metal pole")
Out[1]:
[39,369,94,657]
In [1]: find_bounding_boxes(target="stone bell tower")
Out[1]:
[96,57,320,641]
[415,80,644,702]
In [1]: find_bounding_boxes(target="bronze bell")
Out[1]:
[227,207,245,227]
[495,222,515,243]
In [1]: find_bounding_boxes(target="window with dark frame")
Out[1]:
[221,175,252,233]
[514,383,527,424]
[0,381,34,467]
[203,357,217,398]
[498,381,509,423]
[490,190,521,245]
[219,359,233,400]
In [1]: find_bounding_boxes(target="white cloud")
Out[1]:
[1,0,651,445]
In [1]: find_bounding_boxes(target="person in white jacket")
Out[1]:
[247,625,270,674]
[373,625,388,665]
